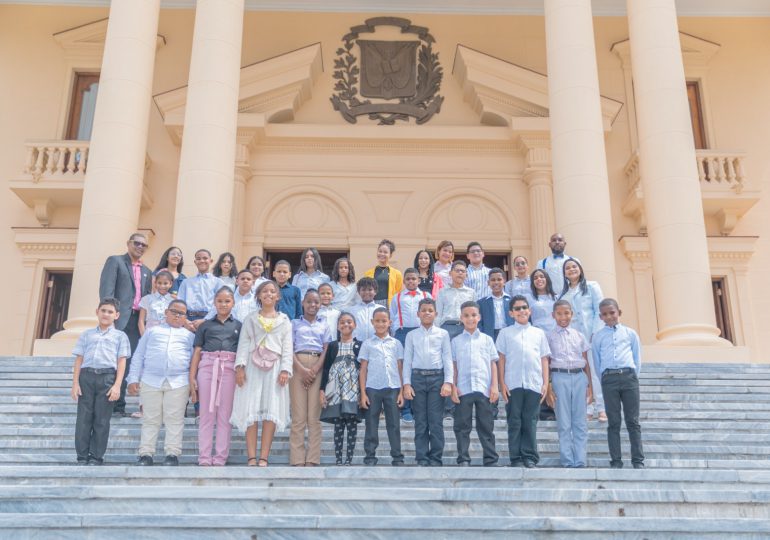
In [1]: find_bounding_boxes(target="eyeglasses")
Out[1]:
[467,250,483,255]
[514,261,528,267]
[168,309,187,317]
[132,240,148,249]
[511,306,529,311]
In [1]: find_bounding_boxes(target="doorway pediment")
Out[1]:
[453,45,623,130]
[154,42,323,144]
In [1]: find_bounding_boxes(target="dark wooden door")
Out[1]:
[711,277,734,344]
[37,271,73,339]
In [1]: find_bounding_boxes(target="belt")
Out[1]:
[602,367,635,376]
[200,351,236,414]
[412,368,443,375]
[551,367,584,374]
[81,367,116,374]
[443,320,462,325]
[297,351,322,356]
[187,310,207,317]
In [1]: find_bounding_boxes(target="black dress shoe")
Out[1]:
[76,458,88,466]
[632,462,645,469]
[163,455,179,466]
[509,461,524,468]
[112,410,125,417]
[137,455,154,466]
[523,460,536,468]
[610,461,623,469]
[87,457,104,466]
[483,462,501,467]
[457,461,470,467]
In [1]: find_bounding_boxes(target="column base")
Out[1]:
[33,316,99,356]
[656,323,733,347]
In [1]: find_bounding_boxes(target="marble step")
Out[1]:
[2,485,769,518]
[4,465,769,487]
[1,513,769,539]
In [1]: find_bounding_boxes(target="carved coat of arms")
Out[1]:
[330,17,444,125]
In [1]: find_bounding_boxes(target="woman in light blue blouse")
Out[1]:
[292,247,330,299]
[558,258,606,422]
[526,269,557,334]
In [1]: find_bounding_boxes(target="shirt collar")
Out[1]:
[213,314,235,324]
[462,328,480,337]
[95,325,115,335]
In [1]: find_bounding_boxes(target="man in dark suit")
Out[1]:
[478,268,515,341]
[99,232,152,416]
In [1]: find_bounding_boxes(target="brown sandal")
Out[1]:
[247,457,258,467]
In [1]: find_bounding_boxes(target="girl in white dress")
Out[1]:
[231,280,293,466]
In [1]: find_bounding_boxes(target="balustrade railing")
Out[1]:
[23,141,89,181]
[624,150,747,193]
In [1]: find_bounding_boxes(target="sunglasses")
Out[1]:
[132,240,148,249]
[511,305,529,311]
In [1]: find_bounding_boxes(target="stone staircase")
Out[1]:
[1,356,769,537]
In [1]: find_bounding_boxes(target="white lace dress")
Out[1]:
[230,311,294,432]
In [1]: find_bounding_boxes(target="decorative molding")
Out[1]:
[6,0,770,17]
[453,45,623,130]
[154,43,323,145]
[13,227,78,257]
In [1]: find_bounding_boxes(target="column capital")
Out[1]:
[519,133,552,170]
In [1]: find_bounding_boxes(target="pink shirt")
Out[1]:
[132,261,143,310]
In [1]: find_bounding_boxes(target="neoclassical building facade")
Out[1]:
[1,1,767,362]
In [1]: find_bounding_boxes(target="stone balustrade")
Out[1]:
[622,149,759,235]
[23,140,89,181]
[9,139,153,226]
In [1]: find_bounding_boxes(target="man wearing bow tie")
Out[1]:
[390,268,430,423]
[99,232,153,416]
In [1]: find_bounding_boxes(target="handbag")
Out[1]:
[252,344,279,371]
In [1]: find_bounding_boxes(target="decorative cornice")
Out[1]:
[154,43,322,145]
[453,45,623,130]
[611,32,720,68]
[53,18,165,60]
[619,235,758,268]
[6,0,770,17]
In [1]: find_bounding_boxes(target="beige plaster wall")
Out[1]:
[1,6,768,359]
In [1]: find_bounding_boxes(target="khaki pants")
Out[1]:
[139,381,189,457]
[289,353,322,465]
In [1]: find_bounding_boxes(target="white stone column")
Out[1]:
[173,0,245,258]
[521,136,556,262]
[627,0,729,346]
[544,0,617,297]
[56,0,161,343]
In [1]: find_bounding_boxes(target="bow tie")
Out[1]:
[406,291,418,296]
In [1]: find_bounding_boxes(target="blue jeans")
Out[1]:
[411,370,445,465]
[552,371,589,467]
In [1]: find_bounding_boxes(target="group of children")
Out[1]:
[72,237,644,470]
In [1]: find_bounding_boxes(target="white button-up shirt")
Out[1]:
[492,294,507,330]
[390,289,430,331]
[538,253,577,296]
[350,301,378,342]
[330,282,358,309]
[139,292,173,330]
[592,323,642,376]
[291,270,330,299]
[547,325,589,370]
[436,285,476,326]
[177,273,225,313]
[452,329,498,397]
[403,324,453,385]
[73,326,131,369]
[126,323,195,389]
[318,305,341,340]
[496,323,550,394]
[527,293,556,334]
[465,264,491,299]
[505,277,531,298]
[359,334,404,390]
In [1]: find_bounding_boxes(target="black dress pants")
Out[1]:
[75,368,116,461]
[453,391,498,465]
